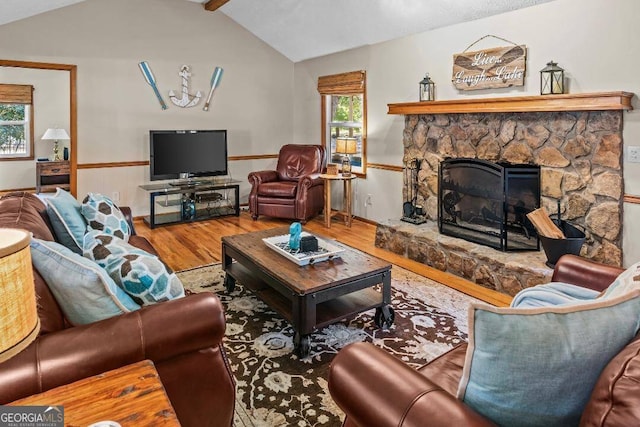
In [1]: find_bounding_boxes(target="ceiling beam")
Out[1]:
[203,0,230,12]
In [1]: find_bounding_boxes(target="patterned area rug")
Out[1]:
[176,262,479,427]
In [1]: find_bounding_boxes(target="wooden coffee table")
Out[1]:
[222,227,394,358]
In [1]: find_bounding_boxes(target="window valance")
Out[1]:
[317,71,366,95]
[0,84,33,104]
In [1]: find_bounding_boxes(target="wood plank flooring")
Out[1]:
[133,212,511,307]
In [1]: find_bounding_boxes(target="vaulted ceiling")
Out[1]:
[1,0,556,62]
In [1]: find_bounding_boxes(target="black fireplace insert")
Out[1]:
[438,158,540,251]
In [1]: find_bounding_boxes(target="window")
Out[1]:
[318,71,366,176]
[0,84,34,160]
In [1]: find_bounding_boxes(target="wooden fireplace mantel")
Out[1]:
[387,91,634,115]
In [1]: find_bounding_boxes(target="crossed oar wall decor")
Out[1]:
[138,61,224,111]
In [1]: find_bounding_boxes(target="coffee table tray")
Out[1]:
[262,232,344,266]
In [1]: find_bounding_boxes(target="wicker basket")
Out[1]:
[326,164,339,175]
[0,229,40,362]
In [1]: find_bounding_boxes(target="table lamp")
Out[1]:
[335,137,357,177]
[41,128,70,161]
[0,228,40,363]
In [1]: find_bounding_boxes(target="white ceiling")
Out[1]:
[0,0,86,27]
[2,0,556,62]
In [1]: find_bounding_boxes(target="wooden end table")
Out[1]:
[36,160,70,193]
[222,227,394,358]
[320,173,357,228]
[9,360,180,426]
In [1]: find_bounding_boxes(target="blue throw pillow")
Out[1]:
[81,193,131,241]
[46,188,87,253]
[83,230,184,305]
[30,238,140,325]
[457,291,640,427]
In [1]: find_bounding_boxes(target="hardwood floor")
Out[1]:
[134,211,511,307]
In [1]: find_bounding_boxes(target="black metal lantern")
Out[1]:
[540,61,564,95]
[419,73,435,101]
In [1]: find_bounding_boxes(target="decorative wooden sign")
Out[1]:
[452,45,526,91]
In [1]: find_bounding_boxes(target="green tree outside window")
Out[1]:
[0,104,28,156]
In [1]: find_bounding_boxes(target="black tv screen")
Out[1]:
[150,130,228,181]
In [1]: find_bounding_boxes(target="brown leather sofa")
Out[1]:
[248,144,326,223]
[328,255,638,427]
[0,192,235,427]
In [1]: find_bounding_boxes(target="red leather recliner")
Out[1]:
[248,144,326,223]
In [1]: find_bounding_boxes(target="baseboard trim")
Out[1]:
[353,215,378,226]
[0,187,35,195]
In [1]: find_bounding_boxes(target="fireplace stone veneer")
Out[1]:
[377,93,634,294]
[398,110,625,266]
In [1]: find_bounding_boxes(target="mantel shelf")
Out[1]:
[387,91,634,115]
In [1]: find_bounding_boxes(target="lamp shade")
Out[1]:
[0,229,40,363]
[335,137,357,154]
[41,128,70,141]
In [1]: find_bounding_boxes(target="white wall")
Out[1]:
[0,0,294,215]
[293,0,640,266]
[0,68,69,190]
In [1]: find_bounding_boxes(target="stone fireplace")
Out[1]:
[376,92,632,295]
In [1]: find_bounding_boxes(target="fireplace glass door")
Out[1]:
[438,158,540,251]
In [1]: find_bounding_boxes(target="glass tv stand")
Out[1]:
[139,178,241,229]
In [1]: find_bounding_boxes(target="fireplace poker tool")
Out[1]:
[401,158,426,224]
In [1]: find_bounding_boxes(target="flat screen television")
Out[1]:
[149,130,228,181]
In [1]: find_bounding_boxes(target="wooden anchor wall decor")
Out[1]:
[169,65,202,108]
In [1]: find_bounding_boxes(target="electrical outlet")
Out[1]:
[112,191,120,202]
[628,146,640,163]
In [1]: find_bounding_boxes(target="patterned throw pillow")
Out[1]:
[602,261,640,298]
[83,230,184,305]
[81,193,131,241]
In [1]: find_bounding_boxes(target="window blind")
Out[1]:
[317,71,366,95]
[0,84,33,104]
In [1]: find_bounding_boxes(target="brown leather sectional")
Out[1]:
[328,254,640,427]
[0,192,235,427]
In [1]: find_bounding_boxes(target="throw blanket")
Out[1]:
[511,282,600,308]
[512,261,640,308]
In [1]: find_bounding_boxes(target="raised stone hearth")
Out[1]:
[376,220,552,296]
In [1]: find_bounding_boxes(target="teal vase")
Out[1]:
[289,222,302,251]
